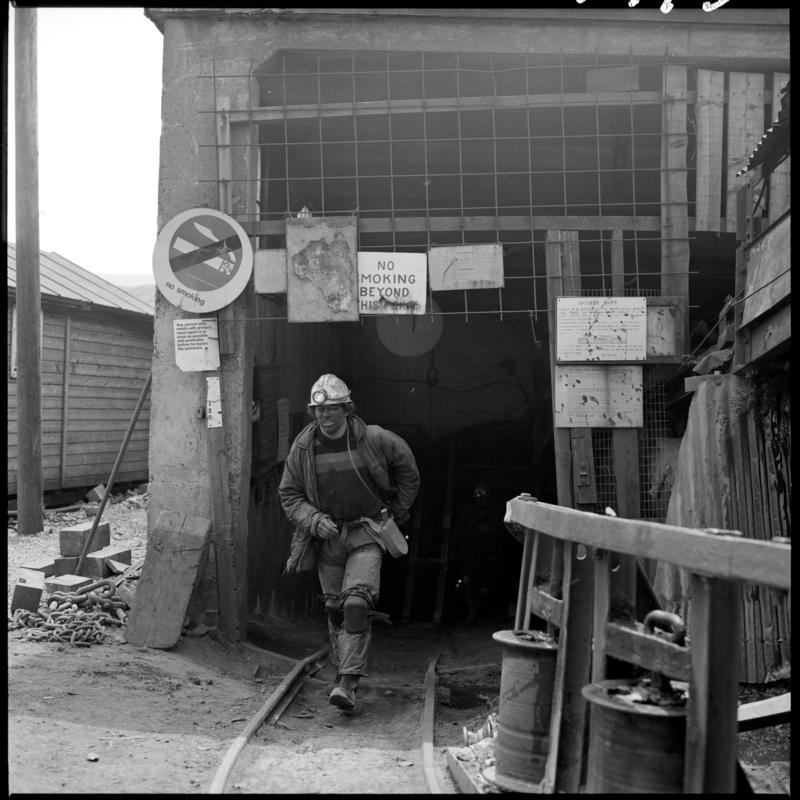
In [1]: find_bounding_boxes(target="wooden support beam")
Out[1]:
[552,544,594,794]
[610,230,624,297]
[604,621,691,681]
[513,528,538,631]
[529,586,564,629]
[660,65,690,308]
[726,72,765,233]
[694,70,725,233]
[504,497,791,590]
[206,376,242,641]
[433,442,455,625]
[683,573,740,793]
[242,214,666,238]
[229,90,671,125]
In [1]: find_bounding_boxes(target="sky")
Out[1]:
[7,6,163,285]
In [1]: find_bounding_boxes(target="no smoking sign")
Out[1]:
[153,208,253,313]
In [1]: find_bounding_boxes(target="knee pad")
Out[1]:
[342,595,369,633]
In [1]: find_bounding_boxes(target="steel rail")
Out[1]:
[207,646,328,794]
[209,642,453,794]
[421,650,448,794]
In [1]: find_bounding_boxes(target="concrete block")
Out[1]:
[11,569,45,612]
[85,484,106,503]
[44,574,94,594]
[59,520,110,556]
[54,556,79,575]
[18,557,57,577]
[82,546,132,578]
[105,558,129,575]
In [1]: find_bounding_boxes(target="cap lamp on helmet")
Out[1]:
[308,374,351,407]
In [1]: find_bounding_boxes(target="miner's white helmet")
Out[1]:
[308,374,351,407]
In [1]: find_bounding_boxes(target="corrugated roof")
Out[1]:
[7,243,153,316]
[738,80,791,176]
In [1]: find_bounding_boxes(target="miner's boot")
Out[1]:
[328,626,370,710]
[329,673,360,710]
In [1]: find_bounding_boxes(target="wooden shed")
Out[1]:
[7,244,154,498]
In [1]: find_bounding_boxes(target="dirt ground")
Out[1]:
[7,488,790,794]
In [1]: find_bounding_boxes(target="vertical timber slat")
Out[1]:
[610,230,624,297]
[726,72,765,233]
[206,377,241,642]
[694,70,725,232]
[660,66,690,307]
[59,314,71,487]
[768,73,790,224]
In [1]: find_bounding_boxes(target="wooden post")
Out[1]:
[205,375,242,641]
[684,572,741,793]
[15,7,43,535]
[432,442,455,626]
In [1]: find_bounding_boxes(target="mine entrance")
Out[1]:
[243,48,704,624]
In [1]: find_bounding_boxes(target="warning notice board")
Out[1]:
[556,297,646,362]
[173,318,220,372]
[357,252,427,315]
[554,365,643,428]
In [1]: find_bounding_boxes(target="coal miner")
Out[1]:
[279,374,420,711]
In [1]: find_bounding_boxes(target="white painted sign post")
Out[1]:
[357,252,428,315]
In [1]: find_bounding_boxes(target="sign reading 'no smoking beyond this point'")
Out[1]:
[153,208,254,313]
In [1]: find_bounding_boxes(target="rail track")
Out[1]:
[207,641,455,794]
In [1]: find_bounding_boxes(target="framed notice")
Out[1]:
[556,297,646,362]
[554,365,643,428]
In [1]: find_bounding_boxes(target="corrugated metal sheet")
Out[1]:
[738,80,790,175]
[7,243,153,316]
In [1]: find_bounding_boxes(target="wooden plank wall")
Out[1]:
[8,305,68,494]
[7,303,153,496]
[64,311,152,488]
[725,73,765,233]
[694,71,787,234]
[653,374,791,683]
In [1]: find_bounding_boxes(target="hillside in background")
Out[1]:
[99,273,156,309]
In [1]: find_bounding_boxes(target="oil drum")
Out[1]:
[491,630,558,792]
[582,678,687,793]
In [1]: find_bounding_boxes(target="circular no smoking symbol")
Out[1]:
[153,208,253,313]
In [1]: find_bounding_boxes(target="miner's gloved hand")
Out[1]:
[315,516,340,540]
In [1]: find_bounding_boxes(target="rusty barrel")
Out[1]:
[491,630,558,792]
[582,678,687,793]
